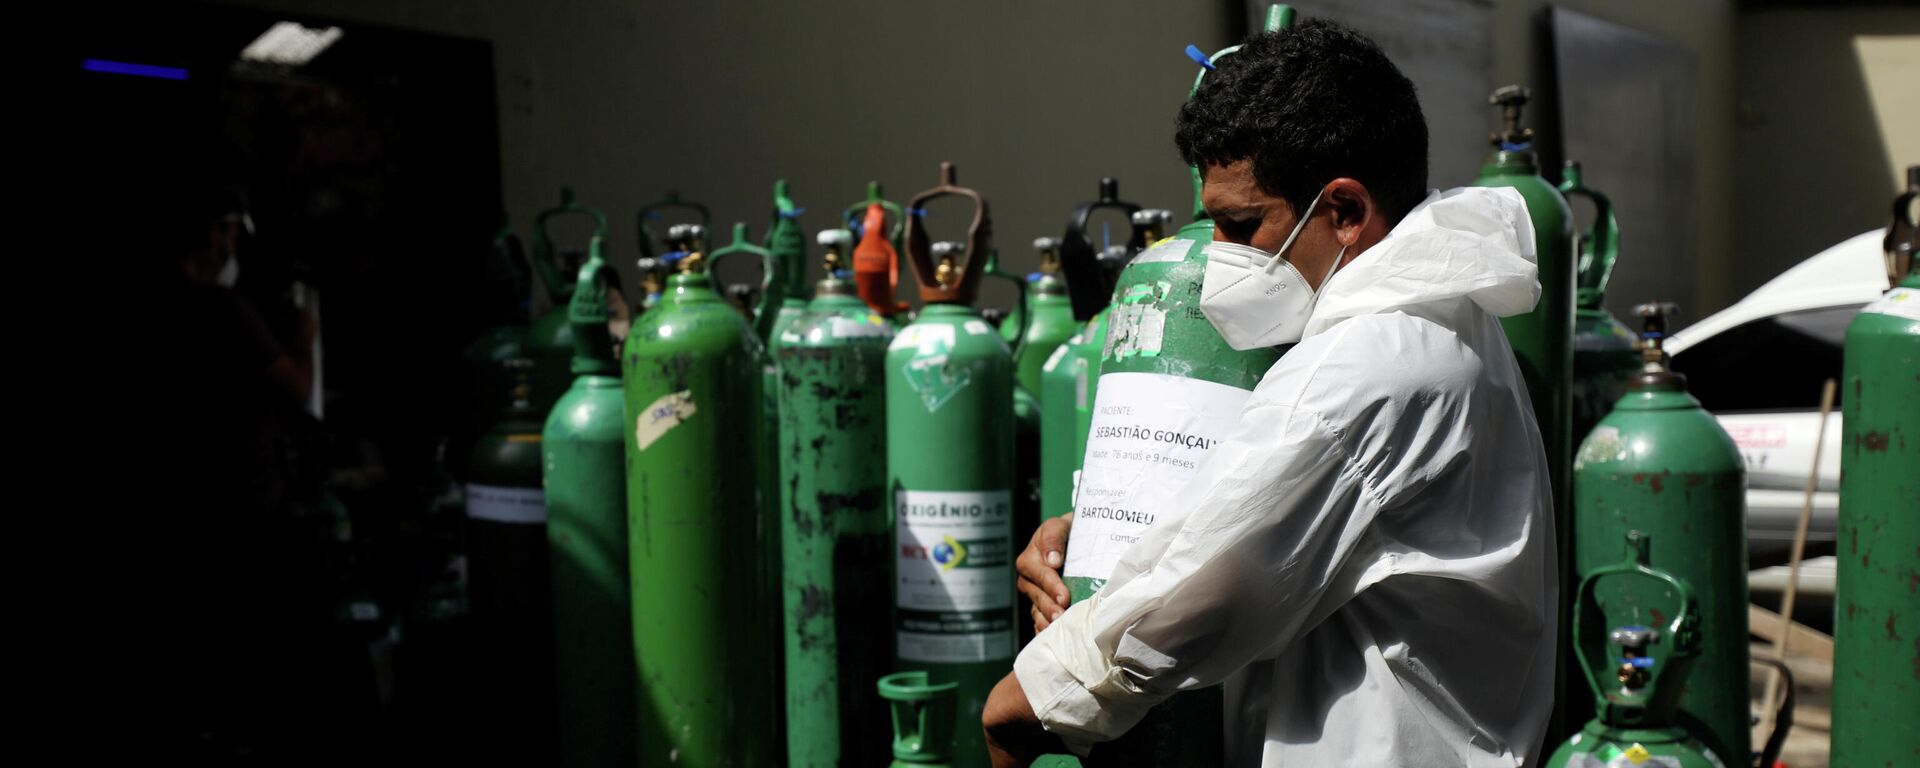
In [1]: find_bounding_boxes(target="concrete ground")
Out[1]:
[1750,641,1831,768]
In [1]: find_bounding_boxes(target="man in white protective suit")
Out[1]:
[983,19,1557,768]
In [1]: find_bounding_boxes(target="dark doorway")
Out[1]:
[71,3,510,761]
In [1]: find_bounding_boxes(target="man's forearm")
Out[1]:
[983,672,1066,767]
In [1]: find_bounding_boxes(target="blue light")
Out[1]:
[82,59,189,81]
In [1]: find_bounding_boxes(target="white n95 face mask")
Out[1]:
[1199,188,1345,349]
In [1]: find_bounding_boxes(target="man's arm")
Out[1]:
[1007,399,1376,754]
[983,673,1064,767]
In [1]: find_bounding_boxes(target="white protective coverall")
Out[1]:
[1015,187,1557,767]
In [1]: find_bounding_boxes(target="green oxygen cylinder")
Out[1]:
[1039,177,1151,524]
[541,239,634,768]
[464,220,533,447]
[623,223,782,766]
[1561,161,1639,447]
[465,356,555,761]
[1056,10,1295,765]
[1037,315,1098,525]
[887,162,1016,768]
[1572,303,1748,763]
[1017,238,1077,397]
[635,191,713,314]
[1546,532,1728,768]
[704,221,792,764]
[1470,85,1578,747]
[775,229,895,767]
[528,187,612,415]
[1831,166,1919,768]
[768,180,810,341]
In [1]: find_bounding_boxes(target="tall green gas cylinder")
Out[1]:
[775,229,895,767]
[623,225,781,766]
[541,244,634,768]
[888,162,1016,768]
[1061,227,1260,768]
[1471,85,1578,746]
[1016,239,1076,396]
[1831,167,1919,768]
[1038,318,1100,525]
[528,188,611,415]
[1056,12,1295,765]
[1546,532,1728,768]
[1572,303,1747,763]
[464,220,532,447]
[465,356,555,761]
[1561,161,1639,446]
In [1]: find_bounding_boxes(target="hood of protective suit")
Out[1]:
[1304,186,1539,338]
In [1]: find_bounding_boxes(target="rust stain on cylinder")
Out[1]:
[1860,431,1891,452]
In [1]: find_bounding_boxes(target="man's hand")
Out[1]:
[983,672,1066,767]
[1016,516,1073,631]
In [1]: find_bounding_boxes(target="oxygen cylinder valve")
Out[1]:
[818,228,853,277]
[932,241,963,289]
[1033,237,1061,276]
[1610,626,1659,690]
[726,283,757,315]
[670,223,709,273]
[1488,85,1534,150]
[1887,164,1918,281]
[1633,301,1678,363]
[504,356,535,410]
[1629,301,1685,389]
[1131,209,1173,246]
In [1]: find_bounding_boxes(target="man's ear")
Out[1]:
[1323,178,1375,248]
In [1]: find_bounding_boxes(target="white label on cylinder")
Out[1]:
[1064,372,1252,582]
[891,323,956,355]
[635,390,697,451]
[465,484,547,524]
[1104,283,1171,360]
[828,314,892,339]
[1863,286,1920,320]
[895,489,1013,662]
[1128,238,1190,265]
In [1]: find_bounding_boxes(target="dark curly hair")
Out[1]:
[1175,19,1428,223]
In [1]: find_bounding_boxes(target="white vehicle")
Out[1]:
[1666,230,1892,565]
